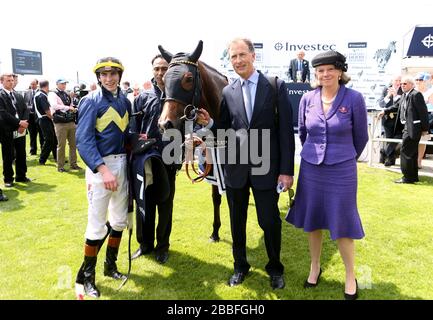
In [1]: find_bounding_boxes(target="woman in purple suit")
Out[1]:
[285,51,368,300]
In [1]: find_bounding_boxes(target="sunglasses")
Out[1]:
[287,188,295,208]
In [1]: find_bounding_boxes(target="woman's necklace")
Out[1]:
[321,95,336,104]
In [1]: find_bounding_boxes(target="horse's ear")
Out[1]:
[189,40,203,62]
[158,45,173,63]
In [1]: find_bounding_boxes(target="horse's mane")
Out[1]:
[198,61,228,120]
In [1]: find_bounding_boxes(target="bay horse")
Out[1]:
[158,40,229,242]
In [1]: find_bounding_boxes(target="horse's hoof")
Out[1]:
[209,235,220,242]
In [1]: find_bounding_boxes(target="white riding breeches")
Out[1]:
[84,154,128,240]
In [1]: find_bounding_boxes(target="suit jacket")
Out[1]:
[392,89,429,140]
[378,86,402,128]
[14,91,29,120]
[298,85,369,165]
[0,89,23,133]
[288,59,310,83]
[215,72,295,190]
[24,89,36,113]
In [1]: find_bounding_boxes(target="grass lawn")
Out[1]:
[0,152,432,300]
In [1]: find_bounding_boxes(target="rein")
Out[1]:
[167,59,212,183]
[183,134,213,183]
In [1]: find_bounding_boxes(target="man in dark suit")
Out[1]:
[24,79,44,155]
[0,112,9,201]
[378,75,403,166]
[34,80,57,165]
[380,76,429,183]
[0,73,30,187]
[197,38,295,289]
[288,50,310,83]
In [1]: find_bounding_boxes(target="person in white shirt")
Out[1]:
[48,79,81,172]
[414,72,433,169]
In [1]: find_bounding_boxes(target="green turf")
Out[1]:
[0,153,432,300]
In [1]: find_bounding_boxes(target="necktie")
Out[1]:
[242,80,253,123]
[9,92,18,118]
[298,60,302,71]
[9,92,17,110]
[10,92,16,104]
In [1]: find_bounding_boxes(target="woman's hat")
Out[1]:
[312,51,348,72]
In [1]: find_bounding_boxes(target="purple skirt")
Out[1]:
[285,158,364,240]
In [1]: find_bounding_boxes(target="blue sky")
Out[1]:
[2,0,432,90]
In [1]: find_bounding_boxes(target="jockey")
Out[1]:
[75,57,132,298]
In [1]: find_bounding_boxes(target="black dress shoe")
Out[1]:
[15,177,32,183]
[344,279,358,300]
[270,275,285,289]
[131,245,154,260]
[0,192,8,201]
[104,268,127,281]
[384,159,395,167]
[394,178,415,184]
[304,268,322,288]
[228,272,248,287]
[155,251,169,264]
[379,150,386,164]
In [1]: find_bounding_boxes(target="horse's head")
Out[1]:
[158,40,203,132]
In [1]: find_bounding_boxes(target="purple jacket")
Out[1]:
[298,85,368,165]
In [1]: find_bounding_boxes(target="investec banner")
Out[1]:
[218,40,402,108]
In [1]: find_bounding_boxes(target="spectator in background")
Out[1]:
[11,74,31,181]
[0,73,30,187]
[89,82,98,91]
[24,79,44,156]
[34,80,57,165]
[122,81,133,96]
[48,79,81,172]
[127,83,141,104]
[414,72,433,169]
[378,74,403,166]
[379,76,429,183]
[288,50,310,83]
[0,108,8,200]
[143,81,152,90]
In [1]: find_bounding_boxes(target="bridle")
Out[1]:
[166,59,202,112]
[166,59,212,183]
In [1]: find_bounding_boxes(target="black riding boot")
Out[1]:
[76,223,112,285]
[104,235,126,280]
[83,255,100,298]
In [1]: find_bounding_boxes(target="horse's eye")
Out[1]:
[181,72,194,91]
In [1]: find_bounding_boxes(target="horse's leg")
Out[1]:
[210,185,221,242]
